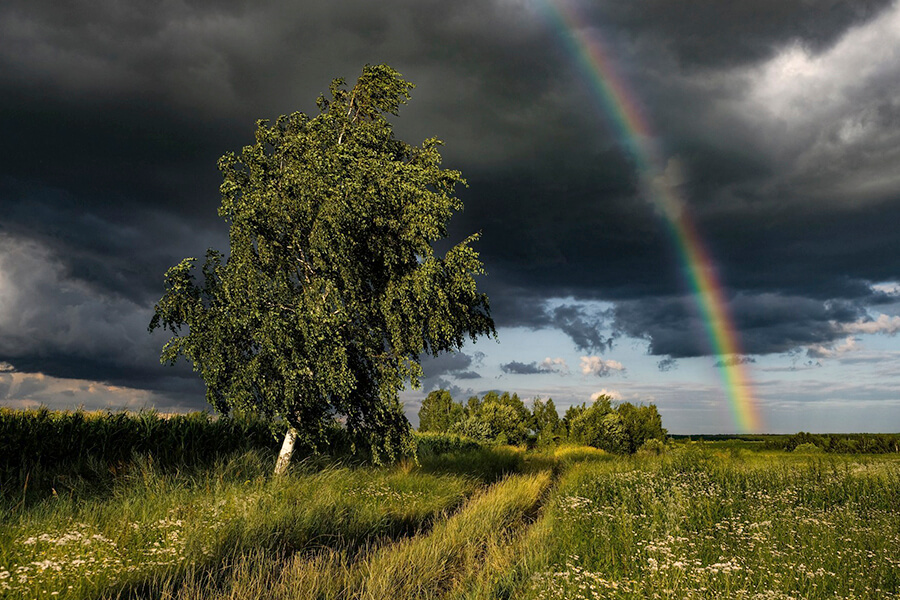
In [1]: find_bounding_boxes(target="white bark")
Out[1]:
[274,427,298,476]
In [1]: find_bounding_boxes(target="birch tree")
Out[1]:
[149,65,495,474]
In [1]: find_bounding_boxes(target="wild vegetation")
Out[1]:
[419,389,667,454]
[3,408,899,599]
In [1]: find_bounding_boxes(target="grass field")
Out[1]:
[2,427,899,599]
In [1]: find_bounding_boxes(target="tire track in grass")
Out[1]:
[355,471,552,600]
[232,471,553,600]
[445,447,614,600]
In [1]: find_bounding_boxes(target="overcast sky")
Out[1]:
[2,0,900,433]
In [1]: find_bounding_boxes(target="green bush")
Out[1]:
[636,438,667,456]
[414,431,482,458]
[793,442,824,454]
[569,397,666,454]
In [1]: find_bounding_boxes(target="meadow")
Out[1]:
[2,410,899,599]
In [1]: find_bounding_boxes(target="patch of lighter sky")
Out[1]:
[739,2,900,203]
[401,316,760,432]
[403,309,900,433]
[0,370,196,413]
[0,240,18,324]
[749,3,900,122]
[873,281,900,296]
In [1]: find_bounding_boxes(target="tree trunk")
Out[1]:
[274,427,298,476]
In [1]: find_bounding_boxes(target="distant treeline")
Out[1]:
[669,432,900,454]
[765,431,900,454]
[418,390,667,454]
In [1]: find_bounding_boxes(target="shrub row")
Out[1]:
[764,431,900,454]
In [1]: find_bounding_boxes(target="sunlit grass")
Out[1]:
[4,439,899,600]
[0,450,476,599]
[174,470,552,600]
[522,447,900,599]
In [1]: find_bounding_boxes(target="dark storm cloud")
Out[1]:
[454,371,482,380]
[613,293,869,358]
[2,0,900,399]
[657,358,678,372]
[582,0,894,69]
[0,234,205,400]
[500,361,547,375]
[419,352,483,391]
[0,0,574,309]
[485,283,618,352]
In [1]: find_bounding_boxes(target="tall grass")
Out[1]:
[0,408,284,505]
[7,409,899,600]
[174,470,552,600]
[0,450,477,599]
[523,447,900,599]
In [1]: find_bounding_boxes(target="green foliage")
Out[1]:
[793,442,825,453]
[454,391,531,445]
[636,437,667,456]
[0,408,282,504]
[414,431,482,458]
[532,397,562,446]
[149,65,495,464]
[417,389,464,433]
[561,403,586,438]
[451,414,496,442]
[568,396,667,455]
[765,431,900,454]
[480,402,529,445]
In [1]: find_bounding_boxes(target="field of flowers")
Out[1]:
[526,446,900,599]
[2,431,899,599]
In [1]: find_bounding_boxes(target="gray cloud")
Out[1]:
[713,356,757,368]
[613,293,870,358]
[500,361,546,375]
[500,357,568,375]
[419,352,482,391]
[0,234,204,398]
[657,358,678,372]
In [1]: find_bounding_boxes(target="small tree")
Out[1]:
[150,65,495,474]
[617,402,666,453]
[462,391,530,445]
[532,397,561,445]
[571,396,667,455]
[418,389,464,433]
[562,402,587,439]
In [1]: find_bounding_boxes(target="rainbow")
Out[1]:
[538,0,762,432]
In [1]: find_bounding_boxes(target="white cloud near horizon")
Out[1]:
[591,388,622,401]
[539,356,569,374]
[806,336,858,359]
[580,356,625,377]
[839,314,900,335]
[0,371,194,413]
